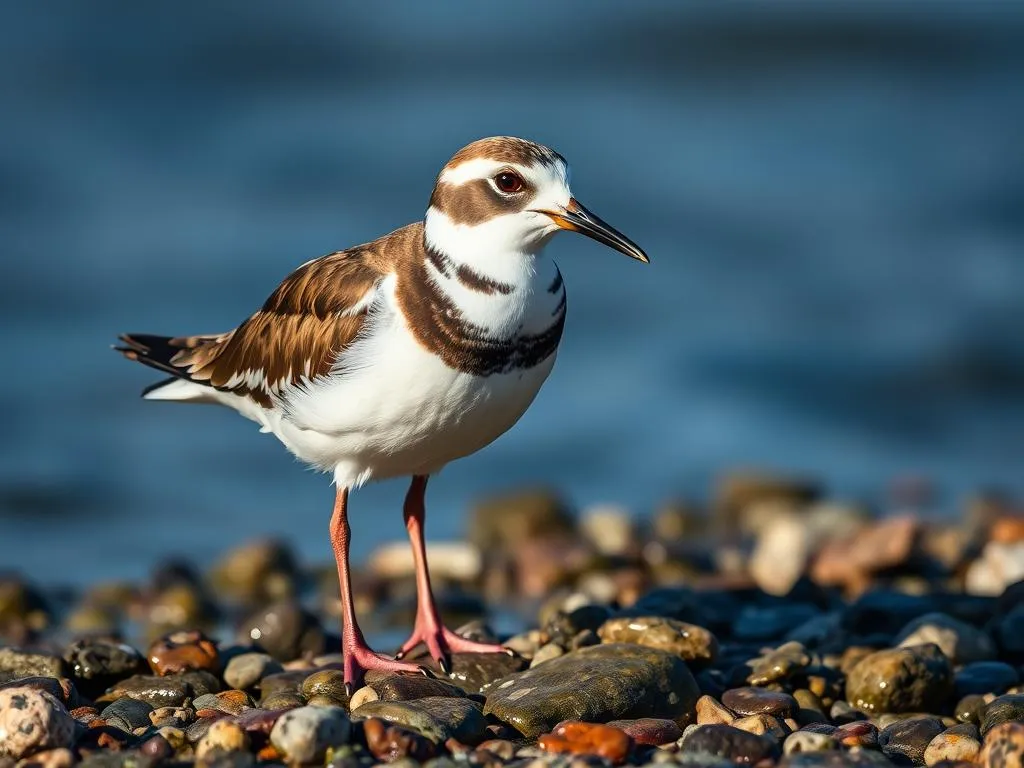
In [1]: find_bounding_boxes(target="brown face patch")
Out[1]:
[444,136,565,170]
[398,246,565,376]
[429,177,534,227]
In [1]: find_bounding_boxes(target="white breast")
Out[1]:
[270,260,564,488]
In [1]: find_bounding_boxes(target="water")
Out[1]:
[1,2,1023,586]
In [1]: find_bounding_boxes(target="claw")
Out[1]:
[437,655,451,676]
[345,682,353,699]
[417,665,436,679]
[394,648,406,660]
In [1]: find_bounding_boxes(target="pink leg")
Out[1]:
[330,486,432,692]
[394,476,512,673]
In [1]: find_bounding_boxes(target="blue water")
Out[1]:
[1,3,1023,586]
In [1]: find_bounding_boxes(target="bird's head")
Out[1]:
[424,136,648,264]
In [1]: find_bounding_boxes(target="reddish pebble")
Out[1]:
[835,720,878,748]
[607,717,682,746]
[147,629,219,675]
[363,717,436,762]
[538,721,633,765]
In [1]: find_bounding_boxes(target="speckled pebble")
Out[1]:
[784,730,838,754]
[924,723,981,766]
[0,688,75,760]
[269,705,351,764]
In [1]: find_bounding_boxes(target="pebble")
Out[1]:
[980,721,1024,768]
[746,642,812,686]
[538,721,633,764]
[896,612,996,665]
[783,731,838,754]
[483,644,700,739]
[530,643,565,667]
[354,697,489,744]
[207,538,298,608]
[680,723,779,764]
[435,651,526,694]
[845,644,953,713]
[0,650,62,682]
[363,717,437,763]
[223,652,282,691]
[980,693,1024,736]
[146,629,220,676]
[879,716,945,765]
[239,599,325,662]
[192,689,253,715]
[722,687,798,719]
[696,695,735,725]
[597,616,719,667]
[924,723,982,766]
[195,719,251,760]
[0,688,75,760]
[268,705,351,764]
[62,639,144,698]
[955,661,1019,698]
[605,718,682,746]
[99,697,154,732]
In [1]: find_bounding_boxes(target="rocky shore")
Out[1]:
[2,473,1024,767]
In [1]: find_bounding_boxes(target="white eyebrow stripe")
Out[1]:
[438,159,534,186]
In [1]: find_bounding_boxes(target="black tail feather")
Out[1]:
[114,333,194,382]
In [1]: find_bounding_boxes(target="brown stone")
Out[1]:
[538,721,633,764]
[147,630,219,676]
[363,717,437,762]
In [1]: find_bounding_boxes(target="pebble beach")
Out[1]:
[2,473,1023,767]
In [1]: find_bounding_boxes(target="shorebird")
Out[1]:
[115,136,648,690]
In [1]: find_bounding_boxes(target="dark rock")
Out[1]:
[606,717,681,745]
[981,693,1024,736]
[842,592,942,640]
[955,661,1019,698]
[100,674,192,708]
[544,605,612,645]
[63,639,144,698]
[0,648,62,682]
[483,643,700,739]
[180,670,221,697]
[598,616,719,667]
[365,671,467,702]
[100,697,155,732]
[954,694,987,725]
[845,644,953,714]
[258,670,307,707]
[353,697,488,744]
[995,604,1024,662]
[681,723,779,764]
[435,651,526,694]
[0,676,80,709]
[734,605,820,642]
[238,600,325,662]
[878,716,944,765]
[722,687,798,719]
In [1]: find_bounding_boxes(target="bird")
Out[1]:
[115,136,648,691]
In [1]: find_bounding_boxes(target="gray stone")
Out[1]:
[269,705,351,764]
[223,652,282,691]
[483,643,700,739]
[680,724,779,763]
[0,649,62,683]
[100,697,154,732]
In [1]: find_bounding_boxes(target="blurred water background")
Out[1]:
[1,2,1023,586]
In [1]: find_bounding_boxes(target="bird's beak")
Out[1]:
[536,197,649,263]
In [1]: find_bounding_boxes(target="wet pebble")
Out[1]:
[365,671,467,703]
[846,644,953,713]
[192,690,253,716]
[981,693,1024,736]
[834,720,879,749]
[597,616,719,667]
[680,723,779,764]
[0,688,75,759]
[538,721,633,764]
[99,697,154,732]
[432,651,526,694]
[722,687,799,719]
[605,718,682,746]
[239,599,325,662]
[223,652,282,692]
[924,723,982,766]
[62,639,144,698]
[362,717,437,763]
[483,644,700,739]
[354,697,488,744]
[147,629,219,676]
[879,716,945,765]
[269,705,351,764]
[745,642,812,686]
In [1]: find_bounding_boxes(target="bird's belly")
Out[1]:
[274,318,556,486]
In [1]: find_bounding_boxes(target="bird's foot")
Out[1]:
[343,638,433,696]
[394,617,513,674]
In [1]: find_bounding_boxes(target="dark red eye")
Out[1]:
[494,171,524,194]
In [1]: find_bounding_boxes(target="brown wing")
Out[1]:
[119,246,385,409]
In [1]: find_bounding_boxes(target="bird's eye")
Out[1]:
[494,171,524,194]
